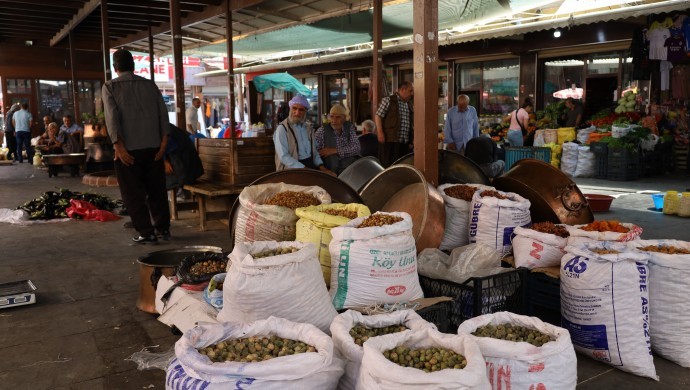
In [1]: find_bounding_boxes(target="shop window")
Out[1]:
[383,67,394,96]
[38,80,72,124]
[587,53,620,75]
[78,80,102,124]
[303,76,319,126]
[354,69,371,123]
[438,66,449,131]
[458,62,482,91]
[542,57,585,107]
[326,73,348,118]
[482,59,519,115]
[6,79,31,94]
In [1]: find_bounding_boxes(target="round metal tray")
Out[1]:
[228,169,364,248]
[337,156,385,192]
[393,149,490,186]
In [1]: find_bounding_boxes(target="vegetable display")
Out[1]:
[17,188,120,220]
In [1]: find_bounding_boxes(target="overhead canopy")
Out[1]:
[252,73,311,95]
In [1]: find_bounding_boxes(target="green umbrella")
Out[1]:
[253,73,311,95]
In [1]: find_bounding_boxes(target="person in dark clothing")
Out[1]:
[358,119,379,158]
[4,104,19,161]
[464,136,505,178]
[165,124,204,194]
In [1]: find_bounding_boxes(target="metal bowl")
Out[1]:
[393,149,490,186]
[228,169,364,249]
[41,153,86,166]
[493,159,594,225]
[360,165,445,251]
[337,156,385,192]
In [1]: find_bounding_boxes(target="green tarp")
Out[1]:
[252,73,311,95]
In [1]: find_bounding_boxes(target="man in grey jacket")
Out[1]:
[103,49,170,244]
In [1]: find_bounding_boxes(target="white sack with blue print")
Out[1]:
[468,189,531,257]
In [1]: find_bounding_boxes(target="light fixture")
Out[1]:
[553,30,561,38]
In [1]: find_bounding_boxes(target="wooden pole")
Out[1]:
[225,0,236,136]
[169,0,186,129]
[100,0,111,82]
[412,0,439,185]
[371,0,382,119]
[148,26,155,81]
[68,31,80,124]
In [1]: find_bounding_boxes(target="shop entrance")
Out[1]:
[585,75,617,116]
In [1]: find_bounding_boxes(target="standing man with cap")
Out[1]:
[444,94,479,154]
[314,104,361,175]
[103,49,170,244]
[375,80,414,166]
[273,95,335,176]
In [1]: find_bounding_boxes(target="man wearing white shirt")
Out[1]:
[185,98,201,135]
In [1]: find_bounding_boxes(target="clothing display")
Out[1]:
[671,65,690,99]
[660,60,673,91]
[648,28,670,60]
[665,35,687,62]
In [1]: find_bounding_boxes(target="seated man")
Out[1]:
[359,119,379,158]
[464,135,505,179]
[59,114,83,153]
[314,104,361,175]
[36,122,63,155]
[165,124,204,199]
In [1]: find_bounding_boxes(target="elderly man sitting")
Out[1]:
[273,95,335,176]
[314,104,361,175]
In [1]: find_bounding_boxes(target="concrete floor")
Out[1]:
[0,162,688,389]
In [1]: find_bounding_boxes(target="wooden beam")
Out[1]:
[0,3,76,14]
[101,1,111,82]
[226,0,236,134]
[109,0,204,12]
[170,0,186,129]
[412,0,438,185]
[51,0,101,47]
[1,0,85,8]
[108,4,178,17]
[372,0,382,126]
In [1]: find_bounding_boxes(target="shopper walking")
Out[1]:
[4,104,19,161]
[103,49,170,244]
[12,103,34,163]
[443,94,479,154]
[507,98,534,147]
[375,81,414,166]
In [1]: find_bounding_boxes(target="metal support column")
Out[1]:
[225,0,236,135]
[412,0,439,185]
[100,0,111,82]
[148,26,155,80]
[372,0,382,117]
[169,0,186,129]
[68,31,80,123]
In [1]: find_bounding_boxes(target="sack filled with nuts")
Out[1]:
[330,309,436,390]
[295,203,371,288]
[512,222,569,269]
[469,189,532,257]
[358,327,490,389]
[560,241,657,380]
[437,183,495,251]
[217,241,338,334]
[566,220,642,245]
[234,183,331,247]
[329,212,424,310]
[628,239,690,367]
[457,312,577,390]
[168,317,345,390]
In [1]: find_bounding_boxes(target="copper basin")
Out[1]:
[493,159,594,225]
[359,165,446,251]
[136,246,222,313]
[393,150,490,186]
[42,153,86,166]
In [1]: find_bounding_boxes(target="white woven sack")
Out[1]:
[629,239,690,367]
[169,317,345,389]
[560,241,657,380]
[566,222,642,244]
[577,126,596,144]
[512,226,567,269]
[457,312,577,390]
[234,183,331,246]
[533,130,546,147]
[560,142,579,177]
[438,183,494,251]
[329,212,423,310]
[217,241,337,334]
[468,190,532,257]
[331,310,436,390]
[358,328,490,390]
[573,146,596,178]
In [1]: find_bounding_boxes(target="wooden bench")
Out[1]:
[183,181,243,231]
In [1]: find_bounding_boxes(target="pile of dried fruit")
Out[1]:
[188,260,226,276]
[252,247,299,259]
[580,220,630,233]
[264,191,321,209]
[198,336,316,363]
[472,323,554,347]
[638,245,690,255]
[349,325,408,346]
[443,185,478,202]
[530,222,570,238]
[383,346,467,372]
[591,248,622,255]
[480,190,508,200]
[324,209,359,219]
[357,214,403,228]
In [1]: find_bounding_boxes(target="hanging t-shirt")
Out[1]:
[671,65,690,99]
[660,61,673,91]
[648,28,670,60]
[666,36,687,62]
[650,17,674,30]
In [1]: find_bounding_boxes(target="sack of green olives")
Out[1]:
[330,309,437,390]
[457,312,577,390]
[235,183,332,247]
[217,241,337,334]
[329,212,424,310]
[358,328,490,389]
[169,317,345,389]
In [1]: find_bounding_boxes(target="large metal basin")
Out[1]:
[360,165,445,251]
[42,153,86,166]
[493,159,594,225]
[228,169,363,249]
[393,149,490,186]
[337,156,385,192]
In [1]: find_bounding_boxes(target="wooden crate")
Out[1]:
[673,144,689,172]
[196,137,276,185]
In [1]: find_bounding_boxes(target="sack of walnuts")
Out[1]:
[469,189,532,257]
[457,312,577,390]
[358,328,490,389]
[234,183,331,247]
[168,317,345,390]
[295,203,371,287]
[437,183,495,251]
[217,241,337,334]
[330,309,436,390]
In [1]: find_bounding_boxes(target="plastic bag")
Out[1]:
[577,126,596,144]
[202,273,225,309]
[437,184,494,251]
[458,312,577,390]
[127,346,176,371]
[331,310,436,390]
[557,127,577,144]
[533,130,546,147]
[418,244,501,284]
[65,199,120,221]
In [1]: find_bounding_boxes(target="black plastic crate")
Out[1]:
[590,142,608,179]
[418,269,527,330]
[639,150,662,177]
[527,271,561,326]
[607,147,639,181]
[416,301,451,333]
[589,142,608,156]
